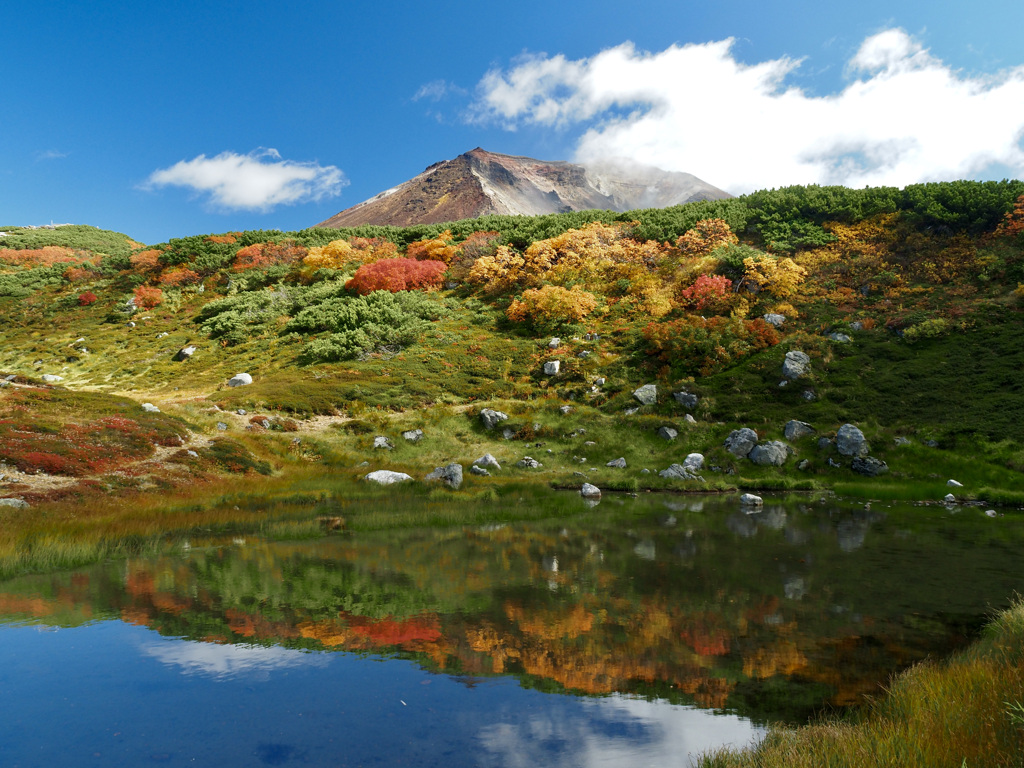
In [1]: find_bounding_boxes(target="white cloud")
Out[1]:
[144,148,346,211]
[36,149,69,160]
[472,30,1024,192]
[414,79,467,102]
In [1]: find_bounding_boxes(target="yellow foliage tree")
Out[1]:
[742,255,807,299]
[406,230,459,265]
[303,238,398,270]
[675,219,738,258]
[506,285,598,328]
[466,245,527,294]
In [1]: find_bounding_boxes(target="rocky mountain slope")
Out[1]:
[317,148,730,228]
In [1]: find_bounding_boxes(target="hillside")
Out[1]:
[316,148,730,228]
[1,183,1023,515]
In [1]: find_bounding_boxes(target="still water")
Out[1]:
[0,493,1020,767]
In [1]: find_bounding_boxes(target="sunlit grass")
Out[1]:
[698,601,1024,768]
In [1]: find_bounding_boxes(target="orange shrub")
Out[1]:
[65,266,99,283]
[344,258,447,295]
[407,230,459,265]
[78,292,98,306]
[133,286,163,309]
[158,267,201,286]
[130,249,163,272]
[0,246,79,266]
[205,234,238,244]
[233,241,308,271]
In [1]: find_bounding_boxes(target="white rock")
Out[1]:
[543,360,561,375]
[580,483,602,498]
[944,493,957,503]
[41,374,63,383]
[228,373,253,387]
[473,453,501,470]
[364,470,413,485]
[141,403,161,413]
[946,479,963,488]
[740,493,763,507]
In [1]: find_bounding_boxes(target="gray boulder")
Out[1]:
[836,424,870,457]
[946,479,963,488]
[784,420,815,441]
[175,346,197,361]
[782,350,811,380]
[543,360,561,375]
[673,391,698,409]
[580,483,602,498]
[762,313,786,327]
[739,493,764,507]
[469,465,490,476]
[684,414,697,424]
[373,436,394,450]
[851,456,888,477]
[548,337,561,349]
[402,429,424,443]
[724,428,759,458]
[141,403,161,413]
[558,405,573,415]
[684,453,705,472]
[516,456,543,469]
[41,374,63,383]
[216,422,228,431]
[633,384,657,406]
[657,426,678,441]
[473,453,501,470]
[749,441,789,466]
[606,457,627,468]
[0,498,29,509]
[228,373,253,387]
[479,409,508,430]
[365,470,413,486]
[828,332,852,343]
[425,463,463,489]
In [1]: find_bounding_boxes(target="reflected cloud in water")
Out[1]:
[140,637,329,680]
[477,693,764,768]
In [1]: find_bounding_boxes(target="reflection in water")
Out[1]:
[0,493,1022,764]
[478,695,763,768]
[140,637,330,679]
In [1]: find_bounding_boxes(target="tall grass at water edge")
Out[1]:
[698,601,1024,768]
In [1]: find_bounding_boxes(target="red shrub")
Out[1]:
[133,286,163,309]
[345,258,447,295]
[78,291,98,306]
[66,266,99,283]
[677,274,733,312]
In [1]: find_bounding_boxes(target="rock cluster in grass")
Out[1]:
[633,384,657,405]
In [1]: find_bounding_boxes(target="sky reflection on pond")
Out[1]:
[0,620,760,767]
[1,493,1022,766]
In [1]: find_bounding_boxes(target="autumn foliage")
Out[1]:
[133,286,163,309]
[303,238,399,270]
[406,230,460,265]
[130,249,163,272]
[675,218,738,258]
[0,246,82,266]
[506,285,598,328]
[232,241,308,271]
[77,291,98,306]
[676,273,734,313]
[344,258,447,295]
[158,267,201,286]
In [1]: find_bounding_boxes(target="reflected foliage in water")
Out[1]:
[1,493,1021,725]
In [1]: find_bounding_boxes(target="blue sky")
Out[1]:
[3,0,1024,245]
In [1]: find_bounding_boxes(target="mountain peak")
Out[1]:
[317,149,730,229]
